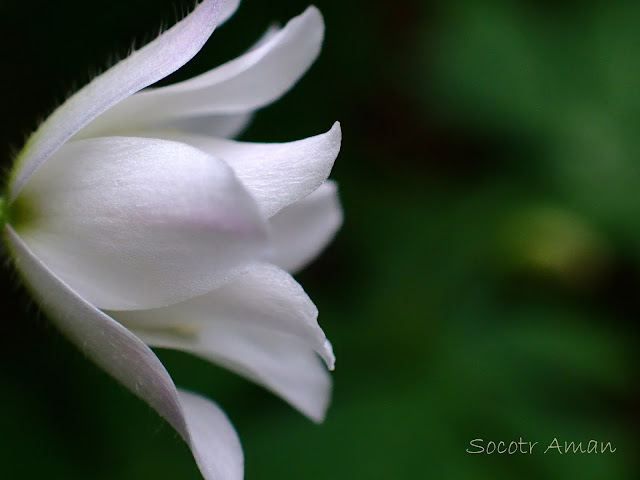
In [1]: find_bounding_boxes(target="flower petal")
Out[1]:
[177,389,244,480]
[217,0,241,26]
[153,122,342,217]
[11,136,269,311]
[163,112,254,138]
[249,23,283,51]
[113,263,334,422]
[270,181,342,273]
[73,6,325,138]
[10,0,233,199]
[6,227,243,480]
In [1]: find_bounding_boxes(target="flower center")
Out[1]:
[1,195,39,233]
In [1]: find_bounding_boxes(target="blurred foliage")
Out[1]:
[0,0,638,479]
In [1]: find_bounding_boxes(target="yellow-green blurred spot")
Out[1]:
[502,205,612,288]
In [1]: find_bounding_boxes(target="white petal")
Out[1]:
[6,227,244,480]
[10,0,233,199]
[154,122,342,217]
[141,326,332,423]
[270,181,342,273]
[118,24,275,141]
[178,389,244,480]
[74,7,325,138]
[249,24,283,52]
[217,0,241,26]
[159,112,254,138]
[11,136,269,311]
[113,264,334,422]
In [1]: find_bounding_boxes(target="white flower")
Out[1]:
[1,1,342,479]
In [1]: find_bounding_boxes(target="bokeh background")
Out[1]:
[0,0,638,478]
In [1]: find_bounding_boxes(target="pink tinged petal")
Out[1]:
[12,136,269,311]
[10,0,234,200]
[270,181,343,273]
[5,227,244,480]
[74,7,325,138]
[113,264,335,422]
[155,122,342,217]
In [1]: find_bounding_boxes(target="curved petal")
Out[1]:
[249,23,283,51]
[270,181,342,273]
[5,227,244,480]
[124,23,275,140]
[178,389,243,480]
[113,264,334,422]
[217,0,241,26]
[153,122,342,217]
[10,0,232,200]
[11,136,269,311]
[160,112,254,139]
[74,7,325,138]
[151,328,332,423]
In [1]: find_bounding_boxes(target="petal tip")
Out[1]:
[322,339,336,371]
[216,0,242,26]
[326,121,342,158]
[304,5,324,22]
[308,377,333,423]
[296,5,325,46]
[329,120,342,139]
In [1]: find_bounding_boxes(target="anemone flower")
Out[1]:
[1,1,342,478]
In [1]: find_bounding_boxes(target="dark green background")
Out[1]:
[0,0,638,478]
